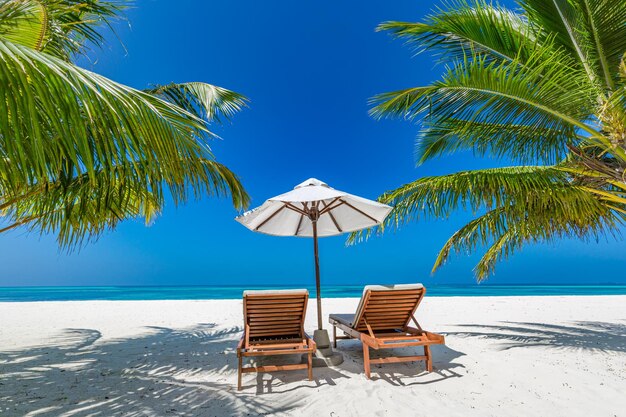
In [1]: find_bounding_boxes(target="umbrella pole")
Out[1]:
[313,220,323,330]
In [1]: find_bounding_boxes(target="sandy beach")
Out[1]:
[0,295,624,417]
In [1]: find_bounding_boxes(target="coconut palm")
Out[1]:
[0,0,249,248]
[365,0,626,280]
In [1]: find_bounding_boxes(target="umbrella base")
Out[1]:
[302,329,344,367]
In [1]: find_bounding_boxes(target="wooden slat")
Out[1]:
[359,318,406,327]
[365,314,410,320]
[368,294,421,300]
[250,326,301,333]
[245,294,307,300]
[249,330,301,336]
[370,355,427,364]
[249,316,303,323]
[360,313,411,319]
[363,318,409,323]
[241,364,308,372]
[357,320,404,326]
[246,345,307,353]
[246,297,306,304]
[368,296,420,303]
[359,318,406,323]
[364,309,413,314]
[361,320,408,326]
[249,337,303,345]
[360,318,410,323]
[362,324,405,330]
[247,311,304,315]
[369,290,423,296]
[250,320,301,326]
[246,302,304,310]
[378,335,428,342]
[246,342,306,350]
[249,326,302,332]
[365,304,415,315]
[366,301,416,307]
[247,310,306,320]
[247,306,303,314]
[250,329,301,336]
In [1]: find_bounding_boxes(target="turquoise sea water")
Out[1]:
[1,285,626,302]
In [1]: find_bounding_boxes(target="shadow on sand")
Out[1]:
[0,324,466,416]
[448,321,626,352]
[329,338,465,386]
[0,324,300,416]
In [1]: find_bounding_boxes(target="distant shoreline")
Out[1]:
[2,284,626,302]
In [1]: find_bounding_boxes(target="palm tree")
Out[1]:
[0,0,249,248]
[365,0,626,280]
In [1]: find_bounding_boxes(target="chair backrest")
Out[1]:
[243,289,308,343]
[351,284,425,332]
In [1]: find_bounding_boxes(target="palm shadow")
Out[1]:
[0,324,305,416]
[243,355,351,394]
[448,321,626,352]
[1,323,469,415]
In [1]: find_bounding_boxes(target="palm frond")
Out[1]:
[0,37,249,245]
[521,0,626,90]
[0,0,125,60]
[40,0,125,60]
[371,47,615,163]
[0,0,48,50]
[380,166,596,223]
[416,117,575,165]
[379,1,554,66]
[349,165,623,279]
[366,0,626,281]
[435,191,621,280]
[0,157,248,248]
[147,82,249,124]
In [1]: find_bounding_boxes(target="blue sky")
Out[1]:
[1,0,625,287]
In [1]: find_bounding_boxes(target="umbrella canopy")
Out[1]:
[236,178,392,329]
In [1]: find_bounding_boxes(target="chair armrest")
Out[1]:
[305,334,317,351]
[237,336,244,355]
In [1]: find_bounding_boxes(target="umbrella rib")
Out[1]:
[319,197,341,215]
[321,200,342,233]
[295,212,304,236]
[285,203,309,216]
[254,203,288,231]
[340,199,378,223]
[321,201,344,212]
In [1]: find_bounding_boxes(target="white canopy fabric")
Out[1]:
[235,178,392,237]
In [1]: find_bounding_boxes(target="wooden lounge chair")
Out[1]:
[329,283,445,379]
[237,289,316,390]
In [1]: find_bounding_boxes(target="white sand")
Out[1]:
[0,296,624,417]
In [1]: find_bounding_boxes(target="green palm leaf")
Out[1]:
[369,0,626,280]
[0,1,249,249]
[147,82,249,125]
[0,0,48,51]
[350,166,624,280]
[522,0,626,89]
[378,0,548,67]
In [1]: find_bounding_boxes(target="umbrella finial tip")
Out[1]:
[295,178,329,189]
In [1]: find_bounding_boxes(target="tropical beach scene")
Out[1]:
[0,0,625,416]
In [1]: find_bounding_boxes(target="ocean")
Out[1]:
[1,284,626,302]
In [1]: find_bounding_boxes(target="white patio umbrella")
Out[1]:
[235,178,392,331]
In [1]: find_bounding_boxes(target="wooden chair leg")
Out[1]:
[307,352,313,381]
[424,345,433,372]
[363,343,371,379]
[333,325,337,348]
[237,354,243,390]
